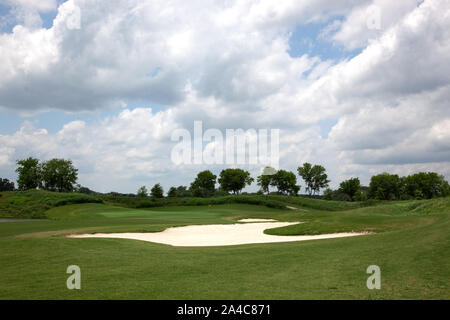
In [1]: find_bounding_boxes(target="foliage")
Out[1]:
[190,170,217,197]
[338,178,361,201]
[270,170,299,195]
[297,162,329,195]
[0,178,15,192]
[15,157,41,191]
[218,168,254,194]
[167,186,192,197]
[150,183,164,198]
[167,187,177,197]
[322,188,352,202]
[137,186,148,198]
[16,157,78,192]
[368,173,403,200]
[75,185,97,195]
[213,188,229,197]
[40,159,78,192]
[256,166,276,194]
[402,172,450,199]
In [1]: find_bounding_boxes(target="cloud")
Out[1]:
[0,0,372,114]
[0,0,449,192]
[2,0,57,12]
[330,0,421,50]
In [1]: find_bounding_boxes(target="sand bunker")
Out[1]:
[68,221,367,247]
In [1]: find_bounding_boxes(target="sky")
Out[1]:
[0,0,449,194]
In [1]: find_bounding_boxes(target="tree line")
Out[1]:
[137,163,335,199]
[1,157,449,202]
[0,157,78,192]
[326,172,450,201]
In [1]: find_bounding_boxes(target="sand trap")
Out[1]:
[68,221,367,247]
[238,218,277,223]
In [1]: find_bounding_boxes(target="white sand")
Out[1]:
[68,221,367,247]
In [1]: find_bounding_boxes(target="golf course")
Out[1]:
[0,190,448,299]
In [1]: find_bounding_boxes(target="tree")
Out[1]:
[16,157,41,190]
[40,159,78,192]
[167,187,177,197]
[271,170,299,195]
[323,188,352,201]
[218,168,254,194]
[0,178,15,191]
[167,186,192,197]
[176,186,192,197]
[297,163,329,195]
[257,166,276,194]
[402,172,450,199]
[338,178,361,201]
[368,173,402,200]
[189,170,217,197]
[137,186,148,197]
[75,185,96,195]
[151,183,164,198]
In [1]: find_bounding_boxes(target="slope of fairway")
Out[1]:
[0,196,449,299]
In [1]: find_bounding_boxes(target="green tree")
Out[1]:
[176,186,192,197]
[338,177,361,201]
[40,158,78,192]
[256,166,276,194]
[167,187,177,197]
[75,185,96,195]
[322,187,351,201]
[403,172,450,199]
[151,183,164,198]
[16,157,41,190]
[368,173,402,200]
[297,163,329,195]
[323,187,333,200]
[218,168,254,194]
[0,178,15,191]
[137,186,148,197]
[189,170,217,197]
[271,170,299,195]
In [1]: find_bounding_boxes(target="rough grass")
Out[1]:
[0,190,103,219]
[102,194,290,210]
[266,195,381,211]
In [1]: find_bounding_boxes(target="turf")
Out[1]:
[0,192,449,299]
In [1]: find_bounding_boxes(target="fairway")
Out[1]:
[0,196,449,299]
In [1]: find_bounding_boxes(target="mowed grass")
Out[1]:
[0,194,449,299]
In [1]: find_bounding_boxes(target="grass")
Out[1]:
[0,191,449,299]
[0,190,102,219]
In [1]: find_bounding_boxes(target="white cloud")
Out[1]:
[331,0,421,50]
[0,0,449,192]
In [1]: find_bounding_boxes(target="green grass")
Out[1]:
[0,191,449,299]
[0,190,102,219]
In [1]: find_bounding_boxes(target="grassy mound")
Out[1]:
[265,195,380,211]
[0,190,103,219]
[102,194,288,210]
